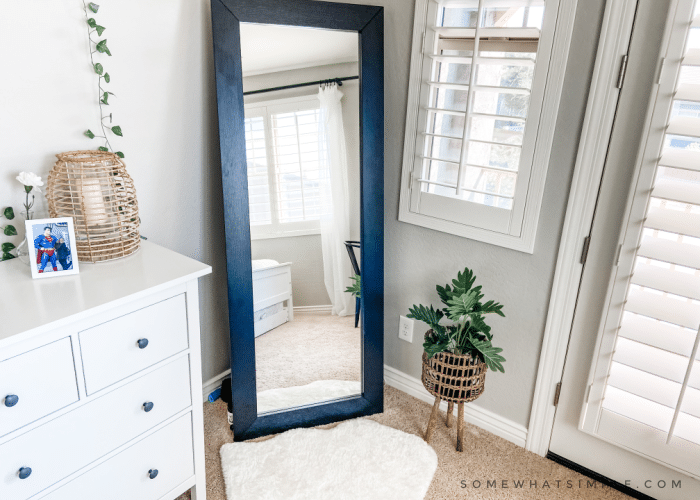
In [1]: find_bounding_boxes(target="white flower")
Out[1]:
[16,172,43,193]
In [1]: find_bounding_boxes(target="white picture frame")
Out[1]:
[25,217,80,279]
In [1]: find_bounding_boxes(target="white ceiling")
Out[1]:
[240,23,358,76]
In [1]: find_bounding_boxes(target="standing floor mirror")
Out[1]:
[211,0,384,440]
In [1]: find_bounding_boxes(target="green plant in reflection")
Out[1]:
[345,274,361,298]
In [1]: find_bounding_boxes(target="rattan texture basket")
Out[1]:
[421,349,487,404]
[47,150,140,263]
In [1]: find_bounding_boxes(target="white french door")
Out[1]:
[550,0,700,497]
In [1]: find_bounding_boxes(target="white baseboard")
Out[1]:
[383,364,528,448]
[202,369,231,403]
[200,364,528,448]
[293,305,333,314]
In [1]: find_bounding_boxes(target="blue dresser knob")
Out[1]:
[143,402,154,413]
[19,467,32,480]
[5,395,19,407]
[148,469,158,480]
[137,338,149,349]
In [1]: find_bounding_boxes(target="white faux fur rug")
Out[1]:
[257,380,362,414]
[220,419,438,500]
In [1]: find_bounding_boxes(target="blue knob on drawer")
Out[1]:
[19,467,32,480]
[5,395,19,407]
[148,469,159,480]
[143,401,154,413]
[137,338,149,349]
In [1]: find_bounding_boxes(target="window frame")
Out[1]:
[244,94,327,240]
[398,0,579,253]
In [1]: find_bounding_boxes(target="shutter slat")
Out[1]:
[607,362,681,410]
[674,412,700,445]
[638,234,700,270]
[475,84,531,95]
[631,261,700,301]
[470,111,526,122]
[613,337,696,387]
[625,288,700,330]
[683,47,700,66]
[619,312,699,358]
[603,386,673,433]
[666,115,700,138]
[652,178,700,206]
[659,148,700,172]
[645,206,700,239]
[430,26,541,39]
[437,0,545,7]
[675,83,700,102]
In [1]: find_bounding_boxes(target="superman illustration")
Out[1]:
[34,227,58,273]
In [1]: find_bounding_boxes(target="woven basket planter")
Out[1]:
[421,350,487,404]
[47,150,140,263]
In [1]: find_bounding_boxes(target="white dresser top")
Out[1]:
[0,241,212,343]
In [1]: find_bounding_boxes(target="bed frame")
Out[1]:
[252,261,293,337]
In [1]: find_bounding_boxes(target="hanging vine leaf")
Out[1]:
[95,25,106,36]
[85,129,95,139]
[88,2,99,13]
[93,63,103,75]
[87,18,97,28]
[3,225,17,236]
[2,242,16,253]
[101,92,109,105]
[116,151,125,158]
[111,125,123,136]
[2,253,16,261]
[98,146,109,152]
[96,39,111,56]
[104,73,110,83]
[3,207,14,220]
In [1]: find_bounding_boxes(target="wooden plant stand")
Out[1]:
[421,350,487,452]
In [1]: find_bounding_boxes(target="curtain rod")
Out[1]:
[243,76,359,96]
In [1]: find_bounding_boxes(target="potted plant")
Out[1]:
[407,267,505,450]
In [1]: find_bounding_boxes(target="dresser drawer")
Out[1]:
[0,338,78,438]
[79,294,189,394]
[42,413,194,500]
[0,355,191,500]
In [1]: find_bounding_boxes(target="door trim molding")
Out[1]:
[525,0,641,456]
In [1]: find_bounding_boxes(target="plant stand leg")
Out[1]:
[456,402,465,452]
[446,401,454,428]
[424,396,441,443]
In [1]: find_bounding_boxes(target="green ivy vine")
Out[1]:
[82,1,124,158]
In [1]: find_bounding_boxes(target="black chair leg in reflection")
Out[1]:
[344,240,361,329]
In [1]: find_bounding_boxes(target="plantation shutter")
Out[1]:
[407,0,551,235]
[582,0,700,478]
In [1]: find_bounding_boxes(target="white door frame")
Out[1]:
[525,0,647,456]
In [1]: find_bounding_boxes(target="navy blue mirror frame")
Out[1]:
[211,0,384,441]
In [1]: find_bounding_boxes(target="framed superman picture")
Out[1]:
[25,217,80,279]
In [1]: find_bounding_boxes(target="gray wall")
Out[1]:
[244,62,361,308]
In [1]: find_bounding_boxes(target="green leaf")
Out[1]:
[111,125,123,137]
[2,242,15,252]
[407,304,445,335]
[436,283,453,306]
[344,274,361,298]
[101,92,109,105]
[85,129,95,139]
[115,151,125,158]
[95,25,106,36]
[478,299,505,317]
[96,39,111,56]
[2,252,16,261]
[451,267,477,296]
[471,339,506,373]
[88,2,99,13]
[98,146,109,152]
[446,290,479,322]
[3,207,14,220]
[104,73,110,83]
[3,225,17,236]
[93,62,103,75]
[24,185,33,194]
[87,17,97,28]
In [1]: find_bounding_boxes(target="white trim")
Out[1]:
[293,305,333,314]
[525,0,640,456]
[384,365,528,447]
[201,364,528,447]
[397,0,579,254]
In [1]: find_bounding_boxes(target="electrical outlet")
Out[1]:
[398,316,414,342]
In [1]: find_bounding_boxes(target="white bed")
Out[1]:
[252,259,293,337]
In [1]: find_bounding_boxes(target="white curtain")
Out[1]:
[318,84,354,317]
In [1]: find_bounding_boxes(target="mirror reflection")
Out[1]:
[240,24,362,415]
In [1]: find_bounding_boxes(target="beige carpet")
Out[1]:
[176,385,632,500]
[254,313,361,393]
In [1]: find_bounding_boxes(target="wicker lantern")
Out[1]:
[47,150,140,263]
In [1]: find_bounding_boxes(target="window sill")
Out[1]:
[251,228,321,241]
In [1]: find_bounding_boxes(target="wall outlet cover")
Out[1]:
[398,315,414,343]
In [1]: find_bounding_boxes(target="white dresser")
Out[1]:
[0,242,212,500]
